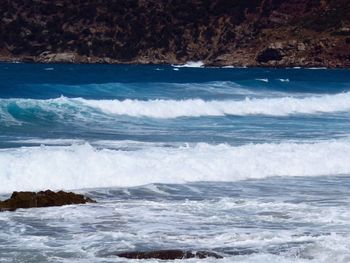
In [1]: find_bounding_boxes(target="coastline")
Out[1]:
[1,1,350,261]
[0,55,349,69]
[1,59,350,262]
[1,1,349,69]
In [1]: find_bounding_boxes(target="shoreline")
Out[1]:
[1,1,349,70]
[0,57,349,69]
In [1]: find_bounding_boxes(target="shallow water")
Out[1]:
[0,64,350,262]
[1,178,350,262]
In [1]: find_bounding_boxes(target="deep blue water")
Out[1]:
[1,64,349,98]
[1,63,350,262]
[1,64,350,148]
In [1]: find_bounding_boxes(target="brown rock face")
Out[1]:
[0,0,349,67]
[116,250,223,260]
[0,190,96,211]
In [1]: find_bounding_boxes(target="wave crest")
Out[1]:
[1,140,350,193]
[1,92,350,121]
[79,92,350,118]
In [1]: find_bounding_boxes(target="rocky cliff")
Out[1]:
[0,0,349,67]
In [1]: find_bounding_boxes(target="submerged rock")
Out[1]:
[0,190,95,211]
[116,250,223,260]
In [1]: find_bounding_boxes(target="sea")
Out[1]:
[0,63,350,262]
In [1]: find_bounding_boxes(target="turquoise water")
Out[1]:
[1,64,350,262]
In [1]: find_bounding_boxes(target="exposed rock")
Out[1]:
[333,27,350,36]
[0,190,96,212]
[38,52,77,63]
[0,0,349,67]
[256,48,284,63]
[116,250,223,260]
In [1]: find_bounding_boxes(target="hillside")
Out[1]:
[0,0,349,67]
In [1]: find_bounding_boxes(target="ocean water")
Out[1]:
[0,63,350,262]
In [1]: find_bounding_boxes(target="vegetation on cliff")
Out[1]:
[0,0,349,67]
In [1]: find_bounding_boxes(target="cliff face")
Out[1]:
[0,0,349,67]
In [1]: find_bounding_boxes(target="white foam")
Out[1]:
[172,61,204,68]
[78,92,350,118]
[255,78,269,82]
[1,139,350,193]
[2,91,350,120]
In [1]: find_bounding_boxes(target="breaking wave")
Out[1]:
[172,61,204,68]
[1,139,350,193]
[1,91,350,122]
[78,92,350,118]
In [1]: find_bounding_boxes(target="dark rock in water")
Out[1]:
[0,190,95,212]
[116,250,223,260]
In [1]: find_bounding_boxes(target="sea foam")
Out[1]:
[1,91,350,121]
[79,92,350,118]
[172,61,204,68]
[1,140,350,193]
